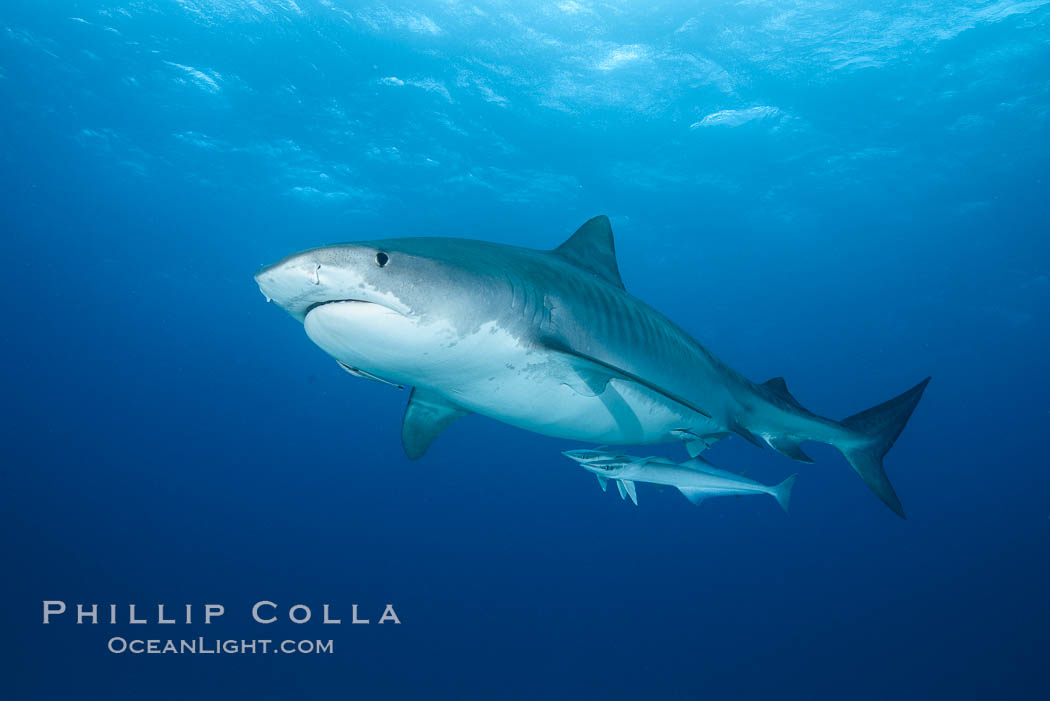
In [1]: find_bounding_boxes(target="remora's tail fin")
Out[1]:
[772,474,797,514]
[837,377,931,519]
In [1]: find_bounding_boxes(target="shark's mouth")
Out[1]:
[587,459,623,471]
[303,299,391,317]
[301,299,410,391]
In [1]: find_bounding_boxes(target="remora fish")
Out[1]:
[255,216,929,517]
[563,448,796,513]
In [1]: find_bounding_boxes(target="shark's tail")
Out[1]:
[771,474,797,514]
[835,377,931,519]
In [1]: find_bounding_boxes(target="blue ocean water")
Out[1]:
[3,1,1049,698]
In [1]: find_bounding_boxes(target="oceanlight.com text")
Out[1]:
[107,637,334,655]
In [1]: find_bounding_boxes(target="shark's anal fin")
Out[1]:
[677,487,707,505]
[401,388,471,460]
[539,337,712,420]
[552,215,625,290]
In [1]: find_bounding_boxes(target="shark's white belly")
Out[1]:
[303,302,715,444]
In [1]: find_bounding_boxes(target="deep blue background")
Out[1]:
[3,1,1048,699]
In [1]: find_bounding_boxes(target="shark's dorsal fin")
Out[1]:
[401,388,471,460]
[552,215,625,290]
[762,377,803,409]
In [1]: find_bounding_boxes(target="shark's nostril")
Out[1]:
[312,264,321,285]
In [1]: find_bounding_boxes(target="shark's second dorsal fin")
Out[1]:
[401,388,471,460]
[762,376,804,409]
[552,215,625,290]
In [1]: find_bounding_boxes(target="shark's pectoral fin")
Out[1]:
[401,388,471,460]
[767,435,815,464]
[613,478,639,505]
[677,487,707,505]
[622,479,638,505]
[538,337,712,419]
[596,474,608,492]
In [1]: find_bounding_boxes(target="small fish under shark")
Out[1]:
[563,448,796,513]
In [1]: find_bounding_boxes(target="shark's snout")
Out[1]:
[253,264,278,302]
[563,449,610,463]
[255,244,412,324]
[254,253,330,322]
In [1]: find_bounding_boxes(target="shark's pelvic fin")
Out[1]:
[400,388,471,460]
[727,417,767,450]
[596,474,608,492]
[622,479,638,505]
[540,337,712,420]
[761,376,804,409]
[672,429,731,457]
[551,215,625,290]
[766,436,815,464]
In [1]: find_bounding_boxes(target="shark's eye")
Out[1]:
[375,252,389,268]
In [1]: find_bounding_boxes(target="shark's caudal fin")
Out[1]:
[837,377,931,519]
[772,474,797,514]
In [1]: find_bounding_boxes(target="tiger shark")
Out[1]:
[563,448,796,513]
[255,215,929,517]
